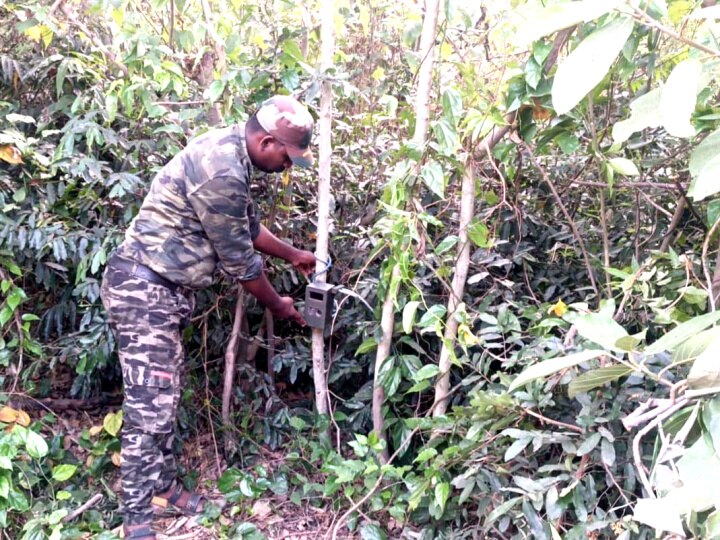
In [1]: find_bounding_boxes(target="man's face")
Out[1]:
[248,136,293,174]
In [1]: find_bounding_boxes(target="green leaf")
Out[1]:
[359,523,388,540]
[517,0,621,45]
[508,349,605,392]
[402,301,420,334]
[414,448,438,463]
[414,364,440,382]
[12,188,25,203]
[552,17,634,115]
[24,429,48,459]
[690,127,720,177]
[103,410,123,437]
[205,80,226,103]
[434,235,458,255]
[6,288,24,311]
[356,338,377,355]
[601,438,616,466]
[435,482,450,513]
[645,311,720,356]
[690,153,720,202]
[504,437,532,461]
[633,497,686,536]
[468,219,491,248]
[677,435,720,513]
[673,326,720,364]
[52,464,77,482]
[0,456,11,470]
[576,432,601,456]
[441,88,462,125]
[659,58,702,138]
[568,365,632,397]
[106,94,118,124]
[485,496,523,531]
[612,88,662,143]
[556,132,580,153]
[688,334,720,390]
[608,157,640,176]
[0,475,8,499]
[420,160,445,198]
[417,304,446,329]
[703,395,720,454]
[573,312,628,352]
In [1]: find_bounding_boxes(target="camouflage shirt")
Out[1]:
[116,123,262,289]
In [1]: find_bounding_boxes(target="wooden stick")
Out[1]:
[63,493,103,522]
[222,289,245,456]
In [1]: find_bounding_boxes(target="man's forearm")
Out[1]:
[240,271,283,310]
[252,224,300,262]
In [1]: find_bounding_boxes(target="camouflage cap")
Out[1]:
[256,95,314,168]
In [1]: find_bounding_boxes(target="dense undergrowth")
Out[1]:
[3,0,720,538]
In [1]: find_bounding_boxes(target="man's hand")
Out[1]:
[291,250,316,277]
[270,296,307,326]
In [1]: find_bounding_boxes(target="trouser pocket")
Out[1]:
[122,365,177,434]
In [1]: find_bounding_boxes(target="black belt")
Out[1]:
[108,255,180,292]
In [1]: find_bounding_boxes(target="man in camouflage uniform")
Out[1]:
[100,95,316,540]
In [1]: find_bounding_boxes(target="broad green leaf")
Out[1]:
[601,438,616,466]
[435,482,450,513]
[402,301,420,334]
[504,437,532,461]
[205,80,226,103]
[645,311,720,356]
[485,496,523,531]
[356,338,377,355]
[576,432,601,456]
[468,219,491,248]
[673,326,720,364]
[0,456,11,470]
[703,395,720,455]
[508,349,605,392]
[103,410,123,437]
[659,58,702,138]
[633,497,685,536]
[417,304,446,329]
[690,127,720,177]
[568,365,633,397]
[573,312,628,352]
[359,523,388,540]
[677,434,720,512]
[414,448,438,463]
[552,17,634,115]
[106,94,118,124]
[420,160,445,198]
[612,87,663,143]
[441,88,462,126]
[690,153,720,202]
[688,334,720,389]
[52,464,77,482]
[23,429,48,459]
[0,475,8,499]
[414,364,440,382]
[608,157,640,176]
[434,235,458,255]
[517,0,621,45]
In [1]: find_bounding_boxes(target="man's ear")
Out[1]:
[259,135,275,150]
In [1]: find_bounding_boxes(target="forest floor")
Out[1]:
[30,391,356,540]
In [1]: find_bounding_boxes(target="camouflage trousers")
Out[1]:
[100,259,195,526]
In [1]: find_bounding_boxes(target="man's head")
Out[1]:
[245,95,314,174]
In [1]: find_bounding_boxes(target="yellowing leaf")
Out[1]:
[103,410,123,437]
[0,145,23,164]
[282,169,290,187]
[88,425,104,437]
[550,299,568,317]
[251,33,268,51]
[111,452,122,467]
[458,324,480,346]
[0,406,18,423]
[371,67,385,81]
[15,410,31,427]
[24,25,53,47]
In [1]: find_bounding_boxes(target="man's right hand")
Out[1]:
[270,296,307,326]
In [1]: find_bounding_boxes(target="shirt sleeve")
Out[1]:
[187,175,263,282]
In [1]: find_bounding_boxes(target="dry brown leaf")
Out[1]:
[0,145,23,164]
[15,410,31,427]
[88,425,104,437]
[0,406,18,423]
[86,455,94,467]
[111,452,122,467]
[251,500,272,519]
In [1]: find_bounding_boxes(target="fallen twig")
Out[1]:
[63,493,103,523]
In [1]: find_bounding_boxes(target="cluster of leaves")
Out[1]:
[5,0,720,538]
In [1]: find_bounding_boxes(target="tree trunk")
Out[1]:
[372,0,440,463]
[310,0,336,424]
[222,288,245,456]
[432,162,474,419]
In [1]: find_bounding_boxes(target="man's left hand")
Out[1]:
[291,250,316,277]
